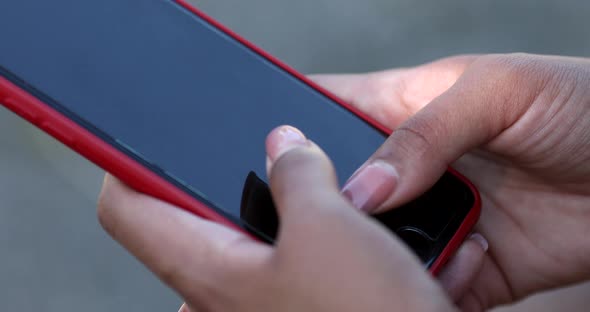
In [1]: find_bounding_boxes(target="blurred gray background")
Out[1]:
[0,0,589,310]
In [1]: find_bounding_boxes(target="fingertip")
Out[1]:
[268,138,341,220]
[97,174,140,216]
[265,125,308,163]
[437,233,488,301]
[99,174,137,203]
[468,233,489,252]
[341,160,399,212]
[97,174,126,235]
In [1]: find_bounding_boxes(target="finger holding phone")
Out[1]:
[0,0,478,274]
[98,126,456,312]
[99,53,590,311]
[3,1,589,311]
[313,53,590,310]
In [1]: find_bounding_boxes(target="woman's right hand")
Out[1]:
[312,53,590,311]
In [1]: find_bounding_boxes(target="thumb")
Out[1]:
[341,55,541,212]
[265,125,342,223]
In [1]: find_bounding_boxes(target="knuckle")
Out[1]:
[388,116,439,160]
[366,71,400,106]
[170,244,267,310]
[186,262,270,312]
[466,53,553,124]
[479,53,549,92]
[270,147,334,196]
[154,260,186,290]
[159,261,224,311]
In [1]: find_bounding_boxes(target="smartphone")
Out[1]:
[0,0,480,273]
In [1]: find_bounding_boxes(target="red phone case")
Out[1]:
[0,0,480,274]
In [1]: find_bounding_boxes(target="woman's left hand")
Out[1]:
[98,126,457,312]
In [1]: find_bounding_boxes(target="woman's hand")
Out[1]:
[312,53,590,311]
[98,126,456,312]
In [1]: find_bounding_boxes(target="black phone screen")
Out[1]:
[0,1,474,266]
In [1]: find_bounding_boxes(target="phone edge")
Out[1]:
[0,76,246,235]
[173,0,482,274]
[0,1,481,274]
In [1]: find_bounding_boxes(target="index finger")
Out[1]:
[97,175,271,303]
[309,55,478,129]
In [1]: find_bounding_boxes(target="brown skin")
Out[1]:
[312,53,590,310]
[99,53,590,312]
[98,126,456,312]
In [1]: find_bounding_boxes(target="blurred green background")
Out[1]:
[0,0,589,310]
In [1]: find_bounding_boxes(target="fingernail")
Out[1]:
[469,233,489,252]
[267,126,307,162]
[341,161,398,212]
